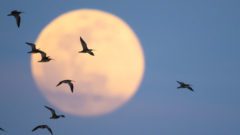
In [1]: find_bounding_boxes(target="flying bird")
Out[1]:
[38,50,53,62]
[56,80,74,93]
[79,37,94,56]
[8,10,22,28]
[0,128,6,132]
[32,125,53,135]
[44,106,65,119]
[177,81,194,91]
[26,42,40,53]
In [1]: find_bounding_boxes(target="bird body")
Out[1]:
[8,10,22,28]
[32,125,53,135]
[26,42,40,53]
[56,80,74,93]
[44,106,65,119]
[177,81,194,91]
[79,37,94,56]
[38,50,53,62]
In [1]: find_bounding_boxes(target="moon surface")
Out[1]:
[31,9,145,116]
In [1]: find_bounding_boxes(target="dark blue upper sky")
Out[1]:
[1,0,240,135]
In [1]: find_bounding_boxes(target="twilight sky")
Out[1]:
[0,0,240,135]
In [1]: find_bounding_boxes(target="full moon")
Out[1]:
[31,9,145,116]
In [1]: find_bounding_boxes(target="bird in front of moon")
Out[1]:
[79,36,94,56]
[26,42,41,54]
[177,81,194,91]
[31,9,145,116]
[44,106,65,119]
[32,125,53,135]
[8,10,22,28]
[38,50,54,62]
[56,80,74,93]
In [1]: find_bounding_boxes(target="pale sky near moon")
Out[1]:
[31,9,145,116]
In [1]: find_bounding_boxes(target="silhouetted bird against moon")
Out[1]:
[32,125,53,135]
[56,80,74,93]
[44,106,65,119]
[26,42,40,53]
[38,50,54,62]
[79,37,94,56]
[8,10,22,28]
[177,81,194,91]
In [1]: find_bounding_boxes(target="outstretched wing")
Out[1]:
[0,128,5,132]
[68,82,74,93]
[187,86,194,91]
[14,14,21,28]
[80,37,89,51]
[56,80,64,87]
[32,125,41,132]
[176,81,184,85]
[45,106,56,116]
[26,42,36,50]
[46,126,53,135]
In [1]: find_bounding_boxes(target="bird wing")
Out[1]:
[38,50,47,58]
[46,126,53,135]
[56,80,64,87]
[14,14,21,28]
[0,128,5,132]
[176,81,184,85]
[80,37,89,51]
[68,82,74,93]
[32,125,41,132]
[187,86,194,91]
[45,106,56,116]
[26,42,36,50]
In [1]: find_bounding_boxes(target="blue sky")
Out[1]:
[1,0,240,135]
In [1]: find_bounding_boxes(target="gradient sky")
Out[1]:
[1,0,240,135]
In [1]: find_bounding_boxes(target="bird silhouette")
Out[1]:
[56,80,74,93]
[44,106,65,119]
[79,37,94,56]
[177,81,194,91]
[0,128,6,132]
[8,10,22,28]
[26,42,40,53]
[38,50,54,62]
[32,125,53,135]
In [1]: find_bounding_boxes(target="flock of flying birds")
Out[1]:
[1,8,195,135]
[7,10,194,92]
[1,105,65,135]
[26,36,93,93]
[9,9,94,94]
[1,9,96,135]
